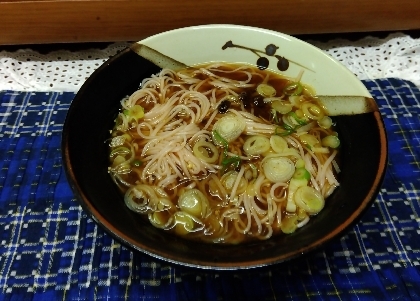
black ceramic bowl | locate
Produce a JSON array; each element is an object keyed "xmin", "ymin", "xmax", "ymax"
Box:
[{"xmin": 62, "ymin": 25, "xmax": 387, "ymax": 269}]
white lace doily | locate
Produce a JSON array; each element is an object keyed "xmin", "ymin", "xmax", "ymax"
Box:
[
  {"xmin": 1, "ymin": 33, "xmax": 419, "ymax": 92},
  {"xmin": 309, "ymin": 32, "xmax": 420, "ymax": 87}
]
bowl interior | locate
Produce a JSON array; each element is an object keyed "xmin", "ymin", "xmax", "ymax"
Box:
[{"xmin": 62, "ymin": 25, "xmax": 387, "ymax": 269}]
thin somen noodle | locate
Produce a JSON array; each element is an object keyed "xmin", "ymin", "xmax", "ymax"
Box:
[{"xmin": 108, "ymin": 63, "xmax": 340, "ymax": 244}]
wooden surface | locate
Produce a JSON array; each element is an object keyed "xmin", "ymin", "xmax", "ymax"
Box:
[{"xmin": 1, "ymin": 0, "xmax": 420, "ymax": 45}]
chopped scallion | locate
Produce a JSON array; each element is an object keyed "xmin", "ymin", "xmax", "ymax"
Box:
[
  {"xmin": 293, "ymin": 168, "xmax": 311, "ymax": 180},
  {"xmin": 132, "ymin": 159, "xmax": 143, "ymax": 167},
  {"xmin": 213, "ymin": 130, "xmax": 242, "ymax": 174},
  {"xmin": 284, "ymin": 82, "xmax": 303, "ymax": 96},
  {"xmin": 288, "ymin": 111, "xmax": 307, "ymax": 125}
]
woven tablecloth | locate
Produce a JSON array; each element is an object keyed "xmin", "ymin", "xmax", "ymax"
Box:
[{"xmin": 0, "ymin": 77, "xmax": 419, "ymax": 300}]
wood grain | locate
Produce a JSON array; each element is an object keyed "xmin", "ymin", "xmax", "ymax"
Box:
[{"xmin": 1, "ymin": 0, "xmax": 419, "ymax": 45}]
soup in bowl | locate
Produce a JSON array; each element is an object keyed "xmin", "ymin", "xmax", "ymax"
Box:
[{"xmin": 62, "ymin": 25, "xmax": 387, "ymax": 269}]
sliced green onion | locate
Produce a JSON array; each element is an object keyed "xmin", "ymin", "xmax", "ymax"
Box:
[
  {"xmin": 288, "ymin": 111, "xmax": 307, "ymax": 125},
  {"xmin": 280, "ymin": 213, "xmax": 298, "ymax": 234},
  {"xmin": 221, "ymin": 155, "xmax": 241, "ymax": 173},
  {"xmin": 272, "ymin": 100, "xmax": 293, "ymax": 115},
  {"xmin": 318, "ymin": 116, "xmax": 333, "ymax": 129},
  {"xmin": 178, "ymin": 189, "xmax": 209, "ymax": 218},
  {"xmin": 110, "ymin": 135, "xmax": 126, "ymax": 147},
  {"xmin": 212, "ymin": 114, "xmax": 245, "ymax": 144},
  {"xmin": 221, "ymin": 156, "xmax": 241, "ymax": 167},
  {"xmin": 321, "ymin": 135, "xmax": 340, "ymax": 148},
  {"xmin": 173, "ymin": 212, "xmax": 196, "ymax": 235},
  {"xmin": 110, "ymin": 146, "xmax": 131, "ymax": 158},
  {"xmin": 294, "ymin": 186, "xmax": 325, "ymax": 215},
  {"xmin": 262, "ymin": 156, "xmax": 295, "ymax": 183},
  {"xmin": 275, "ymin": 126, "xmax": 294, "ymax": 137},
  {"xmin": 221, "ymin": 171, "xmax": 248, "ymax": 194},
  {"xmin": 270, "ymin": 109, "xmax": 280, "ymax": 123},
  {"xmin": 213, "ymin": 129, "xmax": 242, "ymax": 174},
  {"xmin": 193, "ymin": 140, "xmax": 219, "ymax": 163},
  {"xmin": 293, "ymin": 168, "xmax": 311, "ymax": 180},
  {"xmin": 243, "ymin": 135, "xmax": 271, "ymax": 156},
  {"xmin": 124, "ymin": 184, "xmax": 158, "ymax": 213},
  {"xmin": 301, "ymin": 103, "xmax": 324, "ymax": 121},
  {"xmin": 284, "ymin": 82, "xmax": 303, "ymax": 96},
  {"xmin": 244, "ymin": 163, "xmax": 258, "ymax": 180},
  {"xmin": 257, "ymin": 83, "xmax": 276, "ymax": 98},
  {"xmin": 289, "ymin": 95, "xmax": 301, "ymax": 106},
  {"xmin": 125, "ymin": 104, "xmax": 145, "ymax": 120},
  {"xmin": 286, "ymin": 177, "xmax": 308, "ymax": 212},
  {"xmin": 283, "ymin": 124, "xmax": 295, "ymax": 132},
  {"xmin": 295, "ymin": 159, "xmax": 305, "ymax": 169},
  {"xmin": 270, "ymin": 135, "xmax": 289, "ymax": 153},
  {"xmin": 212, "ymin": 130, "xmax": 228, "ymax": 150},
  {"xmin": 113, "ymin": 155, "xmax": 126, "ymax": 166},
  {"xmin": 299, "ymin": 133, "xmax": 319, "ymax": 148},
  {"xmin": 131, "ymin": 159, "xmax": 143, "ymax": 167},
  {"xmin": 149, "ymin": 211, "xmax": 170, "ymax": 229},
  {"xmin": 282, "ymin": 123, "xmax": 301, "ymax": 136}
]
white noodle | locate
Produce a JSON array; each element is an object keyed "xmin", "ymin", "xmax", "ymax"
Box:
[
  {"xmin": 297, "ymin": 216, "xmax": 310, "ymax": 228},
  {"xmin": 316, "ymin": 150, "xmax": 338, "ymax": 189},
  {"xmin": 270, "ymin": 182, "xmax": 288, "ymax": 202},
  {"xmin": 109, "ymin": 64, "xmax": 341, "ymax": 243},
  {"xmin": 229, "ymin": 166, "xmax": 245, "ymax": 201}
]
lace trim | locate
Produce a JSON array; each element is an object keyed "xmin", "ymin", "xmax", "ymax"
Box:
[{"xmin": 1, "ymin": 33, "xmax": 419, "ymax": 92}]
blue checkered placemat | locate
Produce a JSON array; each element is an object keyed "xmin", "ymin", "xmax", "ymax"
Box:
[{"xmin": 1, "ymin": 78, "xmax": 420, "ymax": 300}]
